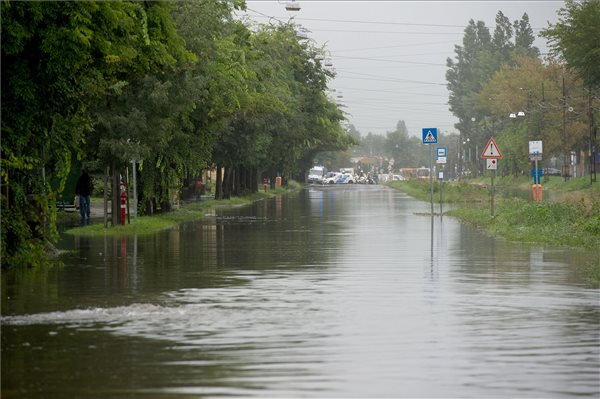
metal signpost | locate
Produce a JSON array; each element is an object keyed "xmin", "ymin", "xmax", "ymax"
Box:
[
  {"xmin": 480, "ymin": 137, "xmax": 503, "ymax": 217},
  {"xmin": 436, "ymin": 146, "xmax": 446, "ymax": 215},
  {"xmin": 529, "ymin": 140, "xmax": 543, "ymax": 202},
  {"xmin": 422, "ymin": 128, "xmax": 438, "ymax": 215}
]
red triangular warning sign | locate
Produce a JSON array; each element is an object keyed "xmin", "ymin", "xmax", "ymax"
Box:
[{"xmin": 480, "ymin": 137, "xmax": 503, "ymax": 159}]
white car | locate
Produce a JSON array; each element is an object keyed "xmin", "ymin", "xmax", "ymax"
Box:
[
  {"xmin": 307, "ymin": 166, "xmax": 326, "ymax": 184},
  {"xmin": 323, "ymin": 172, "xmax": 342, "ymax": 184}
]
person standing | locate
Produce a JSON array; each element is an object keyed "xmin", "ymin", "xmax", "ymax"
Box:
[{"xmin": 75, "ymin": 169, "xmax": 92, "ymax": 225}]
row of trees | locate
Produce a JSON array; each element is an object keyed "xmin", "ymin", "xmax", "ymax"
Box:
[
  {"xmin": 350, "ymin": 3, "xmax": 598, "ymax": 179},
  {"xmin": 348, "ymin": 11, "xmax": 541, "ymax": 175},
  {"xmin": 1, "ymin": 1, "xmax": 354, "ymax": 267},
  {"xmin": 446, "ymin": 3, "xmax": 598, "ymax": 177}
]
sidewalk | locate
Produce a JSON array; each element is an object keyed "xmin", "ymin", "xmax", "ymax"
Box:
[{"xmin": 88, "ymin": 195, "xmax": 215, "ymax": 219}]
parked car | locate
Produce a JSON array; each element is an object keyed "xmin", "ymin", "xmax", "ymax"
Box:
[
  {"xmin": 335, "ymin": 174, "xmax": 350, "ymax": 184},
  {"xmin": 323, "ymin": 172, "xmax": 342, "ymax": 184},
  {"xmin": 307, "ymin": 166, "xmax": 326, "ymax": 184}
]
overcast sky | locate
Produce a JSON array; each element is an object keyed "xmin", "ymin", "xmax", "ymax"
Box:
[{"xmin": 241, "ymin": 0, "xmax": 564, "ymax": 137}]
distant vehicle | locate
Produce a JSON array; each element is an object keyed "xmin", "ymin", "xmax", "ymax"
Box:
[
  {"xmin": 544, "ymin": 167, "xmax": 561, "ymax": 176},
  {"xmin": 399, "ymin": 167, "xmax": 429, "ymax": 180},
  {"xmin": 335, "ymin": 174, "xmax": 355, "ymax": 184},
  {"xmin": 416, "ymin": 167, "xmax": 430, "ymax": 180},
  {"xmin": 393, "ymin": 174, "xmax": 405, "ymax": 181},
  {"xmin": 399, "ymin": 168, "xmax": 418, "ymax": 179},
  {"xmin": 308, "ymin": 166, "xmax": 326, "ymax": 184},
  {"xmin": 323, "ymin": 172, "xmax": 342, "ymax": 184}
]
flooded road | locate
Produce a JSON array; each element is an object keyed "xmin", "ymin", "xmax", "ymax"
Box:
[{"xmin": 2, "ymin": 185, "xmax": 599, "ymax": 398}]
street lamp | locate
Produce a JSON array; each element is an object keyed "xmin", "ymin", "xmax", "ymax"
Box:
[
  {"xmin": 284, "ymin": 0, "xmax": 301, "ymax": 11},
  {"xmin": 462, "ymin": 138, "xmax": 471, "ymax": 177}
]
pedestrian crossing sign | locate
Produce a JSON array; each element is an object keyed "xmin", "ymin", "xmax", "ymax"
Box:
[{"xmin": 422, "ymin": 128, "xmax": 438, "ymax": 144}]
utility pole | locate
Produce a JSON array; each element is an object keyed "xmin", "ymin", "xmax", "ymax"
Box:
[
  {"xmin": 590, "ymin": 87, "xmax": 597, "ymax": 184},
  {"xmin": 562, "ymin": 75, "xmax": 568, "ymax": 181}
]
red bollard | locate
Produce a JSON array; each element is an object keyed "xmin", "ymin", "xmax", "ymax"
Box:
[
  {"xmin": 264, "ymin": 177, "xmax": 267, "ymax": 193},
  {"xmin": 120, "ymin": 191, "xmax": 127, "ymax": 225}
]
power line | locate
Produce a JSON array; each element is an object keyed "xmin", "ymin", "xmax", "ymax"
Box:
[
  {"xmin": 333, "ymin": 86, "xmax": 448, "ymax": 97},
  {"xmin": 335, "ymin": 75, "xmax": 446, "ymax": 86},
  {"xmin": 334, "ymin": 41, "xmax": 459, "ymax": 52},
  {"xmin": 310, "ymin": 28, "xmax": 464, "ymax": 35},
  {"xmin": 334, "ymin": 70, "xmax": 446, "ymax": 86},
  {"xmin": 341, "ymin": 103, "xmax": 449, "ymax": 113},
  {"xmin": 333, "ymin": 55, "xmax": 446, "ymax": 66},
  {"xmin": 244, "ymin": 9, "xmax": 548, "ymax": 31},
  {"xmin": 340, "ymin": 97, "xmax": 448, "ymax": 106},
  {"xmin": 283, "ymin": 15, "xmax": 468, "ymax": 29}
]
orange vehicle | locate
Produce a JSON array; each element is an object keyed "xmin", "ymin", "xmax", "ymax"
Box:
[
  {"xmin": 399, "ymin": 167, "xmax": 430, "ymax": 180},
  {"xmin": 399, "ymin": 168, "xmax": 417, "ymax": 179}
]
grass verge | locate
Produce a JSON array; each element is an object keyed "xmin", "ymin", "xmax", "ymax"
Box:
[
  {"xmin": 388, "ymin": 178, "xmax": 599, "ymax": 249},
  {"xmin": 65, "ymin": 182, "xmax": 300, "ymax": 237}
]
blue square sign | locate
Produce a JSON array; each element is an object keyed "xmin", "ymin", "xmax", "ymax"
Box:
[{"xmin": 422, "ymin": 128, "xmax": 438, "ymax": 144}]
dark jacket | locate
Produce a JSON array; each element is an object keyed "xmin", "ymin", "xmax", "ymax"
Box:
[{"xmin": 75, "ymin": 172, "xmax": 92, "ymax": 197}]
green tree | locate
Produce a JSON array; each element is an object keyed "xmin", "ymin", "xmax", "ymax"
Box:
[
  {"xmin": 1, "ymin": 1, "xmax": 191, "ymax": 267},
  {"xmin": 492, "ymin": 11, "xmax": 514, "ymax": 64},
  {"xmin": 478, "ymin": 56, "xmax": 590, "ymax": 175},
  {"xmin": 542, "ymin": 0, "xmax": 600, "ymax": 89},
  {"xmin": 514, "ymin": 13, "xmax": 539, "ymax": 57},
  {"xmin": 447, "ymin": 11, "xmax": 544, "ymax": 178},
  {"xmin": 220, "ymin": 22, "xmax": 350, "ymax": 190},
  {"xmin": 385, "ymin": 121, "xmax": 421, "ymax": 168}
]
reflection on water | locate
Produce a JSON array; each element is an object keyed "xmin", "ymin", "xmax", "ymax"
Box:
[{"xmin": 2, "ymin": 185, "xmax": 599, "ymax": 398}]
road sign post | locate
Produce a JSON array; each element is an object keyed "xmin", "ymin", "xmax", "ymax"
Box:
[
  {"xmin": 529, "ymin": 141, "xmax": 543, "ymax": 203},
  {"xmin": 435, "ymin": 147, "xmax": 446, "ymax": 216},
  {"xmin": 422, "ymin": 128, "xmax": 438, "ymax": 215},
  {"xmin": 481, "ymin": 137, "xmax": 503, "ymax": 217}
]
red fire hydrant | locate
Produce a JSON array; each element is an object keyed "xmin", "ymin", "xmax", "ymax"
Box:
[
  {"xmin": 263, "ymin": 177, "xmax": 267, "ymax": 193},
  {"xmin": 120, "ymin": 191, "xmax": 127, "ymax": 225}
]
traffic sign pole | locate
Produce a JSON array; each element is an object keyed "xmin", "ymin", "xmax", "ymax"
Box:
[
  {"xmin": 491, "ymin": 169, "xmax": 495, "ymax": 217},
  {"xmin": 480, "ymin": 137, "xmax": 503, "ymax": 217},
  {"xmin": 529, "ymin": 141, "xmax": 543, "ymax": 203},
  {"xmin": 422, "ymin": 128, "xmax": 438, "ymax": 216},
  {"xmin": 429, "ymin": 144, "xmax": 434, "ymax": 215},
  {"xmin": 439, "ymin": 168, "xmax": 443, "ymax": 216}
]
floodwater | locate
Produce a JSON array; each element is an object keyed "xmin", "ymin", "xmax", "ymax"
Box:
[{"xmin": 2, "ymin": 185, "xmax": 599, "ymax": 398}]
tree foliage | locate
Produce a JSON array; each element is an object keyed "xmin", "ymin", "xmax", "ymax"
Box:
[
  {"xmin": 443, "ymin": 8, "xmax": 597, "ymax": 179},
  {"xmin": 1, "ymin": 1, "xmax": 191, "ymax": 267},
  {"xmin": 542, "ymin": 0, "xmax": 600, "ymax": 89},
  {"xmin": 1, "ymin": 0, "xmax": 353, "ymax": 267}
]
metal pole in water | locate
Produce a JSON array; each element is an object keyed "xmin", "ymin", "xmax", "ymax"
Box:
[{"xmin": 439, "ymin": 174, "xmax": 443, "ymax": 216}]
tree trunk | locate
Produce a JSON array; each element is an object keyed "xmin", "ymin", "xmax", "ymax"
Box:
[
  {"xmin": 222, "ymin": 166, "xmax": 232, "ymax": 200},
  {"xmin": 246, "ymin": 168, "xmax": 253, "ymax": 193},
  {"xmin": 215, "ymin": 164, "xmax": 223, "ymax": 200},
  {"xmin": 111, "ymin": 159, "xmax": 120, "ymax": 226},
  {"xmin": 237, "ymin": 166, "xmax": 244, "ymax": 195}
]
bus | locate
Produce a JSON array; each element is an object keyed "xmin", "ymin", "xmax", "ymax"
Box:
[
  {"xmin": 399, "ymin": 167, "xmax": 430, "ymax": 180},
  {"xmin": 416, "ymin": 167, "xmax": 430, "ymax": 180}
]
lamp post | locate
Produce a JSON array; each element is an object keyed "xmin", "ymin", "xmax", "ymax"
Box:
[
  {"xmin": 462, "ymin": 138, "xmax": 470, "ymax": 177},
  {"xmin": 281, "ymin": 0, "xmax": 301, "ymax": 11}
]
